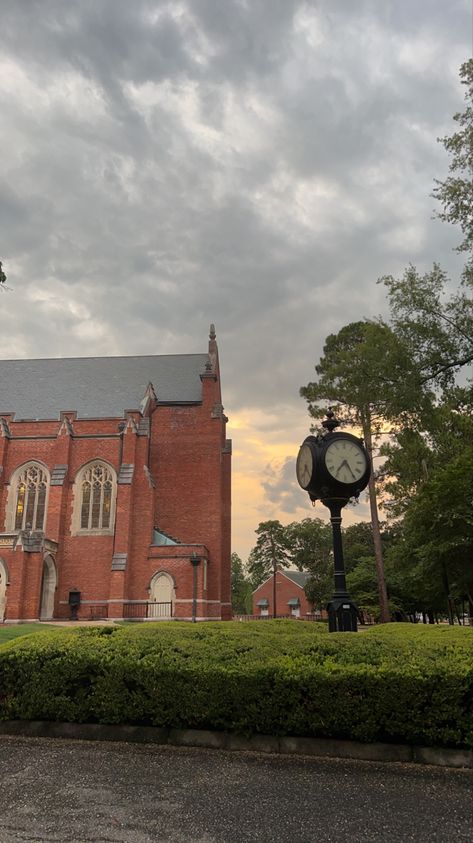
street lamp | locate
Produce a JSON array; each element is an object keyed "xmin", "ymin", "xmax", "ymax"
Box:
[{"xmin": 190, "ymin": 552, "xmax": 201, "ymax": 623}]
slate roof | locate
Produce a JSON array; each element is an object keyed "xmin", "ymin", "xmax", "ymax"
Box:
[
  {"xmin": 0, "ymin": 354, "xmax": 209, "ymax": 420},
  {"xmin": 281, "ymin": 570, "xmax": 311, "ymax": 588},
  {"xmin": 252, "ymin": 569, "xmax": 311, "ymax": 594}
]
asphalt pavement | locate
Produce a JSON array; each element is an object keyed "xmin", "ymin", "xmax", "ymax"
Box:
[{"xmin": 0, "ymin": 736, "xmax": 472, "ymax": 842}]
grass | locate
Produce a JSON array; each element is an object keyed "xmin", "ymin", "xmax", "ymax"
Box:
[{"xmin": 0, "ymin": 623, "xmax": 61, "ymax": 644}]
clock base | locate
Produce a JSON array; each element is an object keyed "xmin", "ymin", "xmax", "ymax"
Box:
[{"xmin": 326, "ymin": 597, "xmax": 358, "ymax": 632}]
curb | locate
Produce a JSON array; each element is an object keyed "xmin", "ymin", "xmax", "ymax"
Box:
[{"xmin": 0, "ymin": 721, "xmax": 472, "ymax": 769}]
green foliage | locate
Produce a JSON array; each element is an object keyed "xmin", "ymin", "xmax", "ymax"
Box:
[
  {"xmin": 379, "ymin": 427, "xmax": 434, "ymax": 519},
  {"xmin": 379, "ymin": 393, "xmax": 473, "ymax": 619},
  {"xmin": 247, "ymin": 520, "xmax": 291, "ymax": 588},
  {"xmin": 231, "ymin": 553, "xmax": 252, "ymax": 614},
  {"xmin": 393, "ymin": 446, "xmax": 473, "ymax": 608},
  {"xmin": 380, "ymin": 395, "xmax": 473, "ymax": 516},
  {"xmin": 0, "ymin": 261, "xmax": 6, "ymax": 286},
  {"xmin": 380, "ymin": 265, "xmax": 473, "ymax": 390},
  {"xmin": 433, "ymin": 58, "xmax": 473, "ymax": 279},
  {"xmin": 300, "ymin": 320, "xmax": 426, "ymax": 431},
  {"xmin": 286, "ymin": 518, "xmax": 333, "ymax": 608},
  {"xmin": 1, "ymin": 623, "xmax": 473, "ymax": 750},
  {"xmin": 376, "ymin": 261, "xmax": 473, "ymax": 620},
  {"xmin": 299, "ymin": 320, "xmax": 405, "ymax": 622},
  {"xmin": 343, "ymin": 522, "xmax": 376, "ymax": 573},
  {"xmin": 346, "ymin": 558, "xmax": 379, "ymax": 617},
  {"xmin": 287, "ymin": 518, "xmax": 332, "ymax": 569}
]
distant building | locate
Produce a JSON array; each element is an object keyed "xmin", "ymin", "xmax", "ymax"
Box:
[
  {"xmin": 0, "ymin": 326, "xmax": 231, "ymax": 622},
  {"xmin": 252, "ymin": 570, "xmax": 315, "ymax": 618}
]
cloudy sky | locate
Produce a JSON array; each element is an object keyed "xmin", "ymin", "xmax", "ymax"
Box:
[{"xmin": 0, "ymin": 0, "xmax": 470, "ymax": 558}]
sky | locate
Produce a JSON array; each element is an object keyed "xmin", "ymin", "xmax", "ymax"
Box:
[{"xmin": 0, "ymin": 0, "xmax": 471, "ymax": 560}]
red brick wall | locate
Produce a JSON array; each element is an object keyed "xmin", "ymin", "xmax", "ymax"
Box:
[
  {"xmin": 252, "ymin": 572, "xmax": 315, "ymax": 617},
  {"xmin": 0, "ymin": 347, "xmax": 231, "ymax": 621}
]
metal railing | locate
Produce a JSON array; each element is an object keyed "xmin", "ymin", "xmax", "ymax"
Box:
[
  {"xmin": 122, "ymin": 601, "xmax": 173, "ymax": 619},
  {"xmin": 87, "ymin": 604, "xmax": 109, "ymax": 620},
  {"xmin": 147, "ymin": 601, "xmax": 173, "ymax": 619}
]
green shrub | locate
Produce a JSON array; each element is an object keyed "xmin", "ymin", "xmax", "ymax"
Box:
[{"xmin": 0, "ymin": 621, "xmax": 472, "ymax": 749}]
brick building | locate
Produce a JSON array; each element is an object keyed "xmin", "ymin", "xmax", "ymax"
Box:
[
  {"xmin": 0, "ymin": 326, "xmax": 231, "ymax": 622},
  {"xmin": 252, "ymin": 570, "xmax": 315, "ymax": 618}
]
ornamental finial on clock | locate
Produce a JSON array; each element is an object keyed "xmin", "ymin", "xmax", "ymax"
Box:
[{"xmin": 322, "ymin": 407, "xmax": 339, "ymax": 433}]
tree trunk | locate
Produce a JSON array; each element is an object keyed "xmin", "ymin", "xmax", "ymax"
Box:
[
  {"xmin": 441, "ymin": 561, "xmax": 454, "ymax": 625},
  {"xmin": 466, "ymin": 589, "xmax": 473, "ymax": 626},
  {"xmin": 270, "ymin": 533, "xmax": 276, "ymax": 619},
  {"xmin": 363, "ymin": 420, "xmax": 390, "ymax": 624}
]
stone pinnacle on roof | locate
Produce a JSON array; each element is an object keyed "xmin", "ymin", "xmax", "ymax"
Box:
[{"xmin": 208, "ymin": 323, "xmax": 218, "ymax": 368}]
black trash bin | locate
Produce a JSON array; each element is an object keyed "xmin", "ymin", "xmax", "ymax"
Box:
[{"xmin": 68, "ymin": 590, "xmax": 81, "ymax": 621}]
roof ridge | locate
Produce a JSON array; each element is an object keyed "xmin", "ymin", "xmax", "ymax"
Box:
[{"xmin": 0, "ymin": 353, "xmax": 209, "ymax": 364}]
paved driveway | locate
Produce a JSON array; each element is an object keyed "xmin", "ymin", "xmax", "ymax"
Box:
[{"xmin": 0, "ymin": 736, "xmax": 472, "ymax": 842}]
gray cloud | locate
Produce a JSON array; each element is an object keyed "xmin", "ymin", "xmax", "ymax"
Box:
[
  {"xmin": 262, "ymin": 456, "xmax": 305, "ymax": 514},
  {"xmin": 0, "ymin": 0, "xmax": 470, "ymax": 550},
  {"xmin": 261, "ymin": 453, "xmax": 373, "ymax": 524}
]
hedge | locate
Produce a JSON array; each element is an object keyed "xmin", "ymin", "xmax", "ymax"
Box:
[{"xmin": 0, "ymin": 621, "xmax": 472, "ymax": 749}]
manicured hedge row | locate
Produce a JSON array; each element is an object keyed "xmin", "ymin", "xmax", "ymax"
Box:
[{"xmin": 0, "ymin": 621, "xmax": 472, "ymax": 749}]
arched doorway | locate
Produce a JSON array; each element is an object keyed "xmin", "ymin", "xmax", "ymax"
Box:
[
  {"xmin": 40, "ymin": 555, "xmax": 57, "ymax": 620},
  {"xmin": 0, "ymin": 559, "xmax": 7, "ymax": 622},
  {"xmin": 149, "ymin": 571, "xmax": 175, "ymax": 618}
]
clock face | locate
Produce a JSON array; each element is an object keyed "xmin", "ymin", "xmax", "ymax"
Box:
[
  {"xmin": 324, "ymin": 439, "xmax": 367, "ymax": 484},
  {"xmin": 296, "ymin": 443, "xmax": 314, "ymax": 489}
]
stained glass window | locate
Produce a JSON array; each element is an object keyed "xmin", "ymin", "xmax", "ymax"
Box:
[
  {"xmin": 79, "ymin": 464, "xmax": 115, "ymax": 531},
  {"xmin": 14, "ymin": 464, "xmax": 48, "ymax": 531}
]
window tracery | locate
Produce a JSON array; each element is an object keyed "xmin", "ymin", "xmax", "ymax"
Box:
[
  {"xmin": 13, "ymin": 463, "xmax": 49, "ymax": 531},
  {"xmin": 75, "ymin": 462, "xmax": 116, "ymax": 533}
]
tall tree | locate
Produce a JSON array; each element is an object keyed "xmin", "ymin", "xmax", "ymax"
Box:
[
  {"xmin": 379, "ymin": 391, "xmax": 473, "ymax": 518},
  {"xmin": 380, "ymin": 264, "xmax": 473, "ymax": 390},
  {"xmin": 433, "ymin": 58, "xmax": 473, "ymax": 283},
  {"xmin": 286, "ymin": 518, "xmax": 333, "ymax": 610},
  {"xmin": 231, "ymin": 552, "xmax": 252, "ymax": 614},
  {"xmin": 346, "ymin": 556, "xmax": 379, "ymax": 619},
  {"xmin": 286, "ymin": 517, "xmax": 332, "ymax": 571},
  {"xmin": 343, "ymin": 522, "xmax": 378, "ymax": 574},
  {"xmin": 386, "ymin": 446, "xmax": 473, "ymax": 624},
  {"xmin": 300, "ymin": 320, "xmax": 424, "ymax": 623},
  {"xmin": 0, "ymin": 261, "xmax": 6, "ymax": 287},
  {"xmin": 246, "ymin": 520, "xmax": 291, "ymax": 588}
]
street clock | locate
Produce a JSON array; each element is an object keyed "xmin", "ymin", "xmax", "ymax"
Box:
[
  {"xmin": 296, "ymin": 417, "xmax": 370, "ymax": 504},
  {"xmin": 296, "ymin": 409, "xmax": 372, "ymax": 633}
]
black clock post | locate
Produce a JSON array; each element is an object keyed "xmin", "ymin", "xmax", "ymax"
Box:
[
  {"xmin": 323, "ymin": 497, "xmax": 358, "ymax": 632},
  {"xmin": 296, "ymin": 409, "xmax": 371, "ymax": 633}
]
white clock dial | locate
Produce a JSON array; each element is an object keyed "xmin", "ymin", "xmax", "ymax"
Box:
[
  {"xmin": 324, "ymin": 439, "xmax": 367, "ymax": 484},
  {"xmin": 296, "ymin": 443, "xmax": 314, "ymax": 489}
]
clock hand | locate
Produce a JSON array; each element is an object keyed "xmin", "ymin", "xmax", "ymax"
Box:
[
  {"xmin": 345, "ymin": 461, "xmax": 357, "ymax": 479},
  {"xmin": 337, "ymin": 459, "xmax": 356, "ymax": 480}
]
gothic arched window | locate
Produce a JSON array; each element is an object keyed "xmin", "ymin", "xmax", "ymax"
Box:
[
  {"xmin": 13, "ymin": 463, "xmax": 49, "ymax": 531},
  {"xmin": 75, "ymin": 462, "xmax": 116, "ymax": 533}
]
